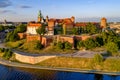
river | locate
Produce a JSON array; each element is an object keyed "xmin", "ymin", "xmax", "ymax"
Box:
[{"xmin": 0, "ymin": 64, "xmax": 120, "ymax": 80}]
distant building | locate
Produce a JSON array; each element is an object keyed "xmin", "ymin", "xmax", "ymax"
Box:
[
  {"xmin": 0, "ymin": 20, "xmax": 14, "ymax": 26},
  {"xmin": 109, "ymin": 23, "xmax": 120, "ymax": 33}
]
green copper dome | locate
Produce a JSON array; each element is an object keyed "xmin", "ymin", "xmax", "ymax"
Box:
[{"xmin": 38, "ymin": 10, "xmax": 43, "ymax": 18}]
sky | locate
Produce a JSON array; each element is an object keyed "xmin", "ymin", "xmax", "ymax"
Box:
[{"xmin": 0, "ymin": 0, "xmax": 120, "ymax": 22}]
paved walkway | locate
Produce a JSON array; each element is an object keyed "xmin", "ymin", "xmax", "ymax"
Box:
[
  {"xmin": 71, "ymin": 51, "xmax": 96, "ymax": 58},
  {"xmin": 0, "ymin": 58, "xmax": 120, "ymax": 76}
]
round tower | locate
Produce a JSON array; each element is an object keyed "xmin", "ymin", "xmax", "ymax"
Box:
[
  {"xmin": 100, "ymin": 17, "xmax": 107, "ymax": 28},
  {"xmin": 71, "ymin": 16, "xmax": 75, "ymax": 23}
]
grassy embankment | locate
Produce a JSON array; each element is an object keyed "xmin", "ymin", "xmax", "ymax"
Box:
[
  {"xmin": 6, "ymin": 39, "xmax": 76, "ymax": 54},
  {"xmin": 0, "ymin": 48, "xmax": 15, "ymax": 60},
  {"xmin": 6, "ymin": 39, "xmax": 120, "ymax": 72},
  {"xmin": 37, "ymin": 57, "xmax": 120, "ymax": 72}
]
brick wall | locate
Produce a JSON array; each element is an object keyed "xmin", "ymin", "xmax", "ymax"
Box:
[
  {"xmin": 26, "ymin": 34, "xmax": 53, "ymax": 47},
  {"xmin": 18, "ymin": 33, "xmax": 26, "ymax": 39},
  {"xmin": 57, "ymin": 35, "xmax": 74, "ymax": 48}
]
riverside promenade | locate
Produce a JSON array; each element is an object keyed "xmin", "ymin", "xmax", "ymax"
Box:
[
  {"xmin": 0, "ymin": 58, "xmax": 120, "ymax": 76},
  {"xmin": 0, "ymin": 43, "xmax": 120, "ymax": 75}
]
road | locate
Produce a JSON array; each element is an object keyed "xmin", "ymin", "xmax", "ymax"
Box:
[{"xmin": 0, "ymin": 32, "xmax": 6, "ymax": 43}]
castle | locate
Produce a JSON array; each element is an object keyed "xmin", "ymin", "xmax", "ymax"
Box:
[{"xmin": 18, "ymin": 11, "xmax": 107, "ymax": 47}]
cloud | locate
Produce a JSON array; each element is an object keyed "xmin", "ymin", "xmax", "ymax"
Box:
[
  {"xmin": 20, "ymin": 5, "xmax": 32, "ymax": 8},
  {"xmin": 0, "ymin": 10, "xmax": 16, "ymax": 14},
  {"xmin": 0, "ymin": 0, "xmax": 12, "ymax": 8}
]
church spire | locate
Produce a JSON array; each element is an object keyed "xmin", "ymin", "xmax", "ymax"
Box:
[
  {"xmin": 38, "ymin": 10, "xmax": 43, "ymax": 22},
  {"xmin": 38, "ymin": 10, "xmax": 42, "ymax": 18}
]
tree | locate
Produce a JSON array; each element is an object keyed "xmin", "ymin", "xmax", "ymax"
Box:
[
  {"xmin": 86, "ymin": 23, "xmax": 98, "ymax": 34},
  {"xmin": 0, "ymin": 25, "xmax": 4, "ymax": 32},
  {"xmin": 16, "ymin": 24, "xmax": 27, "ymax": 33},
  {"xmin": 34, "ymin": 41, "xmax": 44, "ymax": 50},
  {"xmin": 3, "ymin": 49, "xmax": 13, "ymax": 60},
  {"xmin": 57, "ymin": 41, "xmax": 64, "ymax": 49},
  {"xmin": 77, "ymin": 41, "xmax": 84, "ymax": 49},
  {"xmin": 95, "ymin": 36, "xmax": 104, "ymax": 46},
  {"xmin": 5, "ymin": 30, "xmax": 20, "ymax": 42},
  {"xmin": 64, "ymin": 42, "xmax": 72, "ymax": 49},
  {"xmin": 101, "ymin": 32, "xmax": 108, "ymax": 44},
  {"xmin": 36, "ymin": 24, "xmax": 46, "ymax": 35},
  {"xmin": 101, "ymin": 30, "xmax": 119, "ymax": 44},
  {"xmin": 106, "ymin": 42, "xmax": 119, "ymax": 56},
  {"xmin": 83, "ymin": 38, "xmax": 98, "ymax": 49},
  {"xmin": 0, "ymin": 48, "xmax": 5, "ymax": 53},
  {"xmin": 93, "ymin": 53, "xmax": 103, "ymax": 64},
  {"xmin": 72, "ymin": 27, "xmax": 78, "ymax": 35},
  {"xmin": 63, "ymin": 24, "xmax": 66, "ymax": 35}
]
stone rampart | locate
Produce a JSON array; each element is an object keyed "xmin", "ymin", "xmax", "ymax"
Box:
[{"xmin": 14, "ymin": 52, "xmax": 56, "ymax": 64}]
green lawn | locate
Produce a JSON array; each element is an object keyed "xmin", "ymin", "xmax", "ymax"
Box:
[
  {"xmin": 6, "ymin": 39, "xmax": 76, "ymax": 54},
  {"xmin": 37, "ymin": 57, "xmax": 120, "ymax": 72}
]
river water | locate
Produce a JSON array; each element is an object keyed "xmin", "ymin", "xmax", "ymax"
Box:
[{"xmin": 0, "ymin": 64, "xmax": 120, "ymax": 80}]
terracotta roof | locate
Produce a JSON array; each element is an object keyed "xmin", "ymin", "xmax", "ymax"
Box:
[
  {"xmin": 75, "ymin": 22, "xmax": 99, "ymax": 27},
  {"xmin": 49, "ymin": 18, "xmax": 56, "ymax": 22},
  {"xmin": 63, "ymin": 18, "xmax": 73, "ymax": 24},
  {"xmin": 75, "ymin": 22, "xmax": 87, "ymax": 27},
  {"xmin": 101, "ymin": 17, "xmax": 107, "ymax": 20},
  {"xmin": 27, "ymin": 21, "xmax": 42, "ymax": 27}
]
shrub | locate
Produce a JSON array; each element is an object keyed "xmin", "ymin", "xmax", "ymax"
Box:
[
  {"xmin": 77, "ymin": 41, "xmax": 84, "ymax": 49},
  {"xmin": 34, "ymin": 41, "xmax": 44, "ymax": 50},
  {"xmin": 2, "ymin": 49, "xmax": 13, "ymax": 60},
  {"xmin": 0, "ymin": 48, "xmax": 5, "ymax": 53},
  {"xmin": 84, "ymin": 38, "xmax": 98, "ymax": 49},
  {"xmin": 57, "ymin": 41, "xmax": 64, "ymax": 49},
  {"xmin": 5, "ymin": 30, "xmax": 20, "ymax": 42},
  {"xmin": 64, "ymin": 42, "xmax": 72, "ymax": 49},
  {"xmin": 16, "ymin": 24, "xmax": 27, "ymax": 33},
  {"xmin": 93, "ymin": 53, "xmax": 103, "ymax": 64},
  {"xmin": 105, "ymin": 42, "xmax": 119, "ymax": 56}
]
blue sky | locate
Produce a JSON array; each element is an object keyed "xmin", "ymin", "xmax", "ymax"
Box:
[{"xmin": 0, "ymin": 0, "xmax": 120, "ymax": 22}]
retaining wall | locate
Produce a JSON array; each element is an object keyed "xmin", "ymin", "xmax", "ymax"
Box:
[{"xmin": 14, "ymin": 52, "xmax": 56, "ymax": 64}]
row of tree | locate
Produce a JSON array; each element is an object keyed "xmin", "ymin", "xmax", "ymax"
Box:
[
  {"xmin": 72, "ymin": 23, "xmax": 101, "ymax": 35},
  {"xmin": 0, "ymin": 25, "xmax": 15, "ymax": 32},
  {"xmin": 56, "ymin": 41, "xmax": 72, "ymax": 50},
  {"xmin": 5, "ymin": 24, "xmax": 27, "ymax": 42},
  {"xmin": 54, "ymin": 23, "xmax": 101, "ymax": 35},
  {"xmin": 0, "ymin": 48, "xmax": 13, "ymax": 60},
  {"xmin": 77, "ymin": 30, "xmax": 120, "ymax": 56}
]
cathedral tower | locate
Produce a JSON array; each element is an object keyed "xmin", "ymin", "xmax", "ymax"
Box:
[{"xmin": 38, "ymin": 10, "xmax": 43, "ymax": 22}]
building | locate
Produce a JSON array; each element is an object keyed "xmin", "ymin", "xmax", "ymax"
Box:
[
  {"xmin": 26, "ymin": 21, "xmax": 42, "ymax": 35},
  {"xmin": 101, "ymin": 17, "xmax": 107, "ymax": 28},
  {"xmin": 0, "ymin": 20, "xmax": 14, "ymax": 26},
  {"xmin": 18, "ymin": 10, "xmax": 107, "ymax": 48}
]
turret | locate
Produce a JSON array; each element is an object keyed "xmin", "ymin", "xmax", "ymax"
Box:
[
  {"xmin": 71, "ymin": 16, "xmax": 75, "ymax": 23},
  {"xmin": 46, "ymin": 15, "xmax": 49, "ymax": 23}
]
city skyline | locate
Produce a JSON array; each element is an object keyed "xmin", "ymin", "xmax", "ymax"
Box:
[{"xmin": 0, "ymin": 0, "xmax": 120, "ymax": 22}]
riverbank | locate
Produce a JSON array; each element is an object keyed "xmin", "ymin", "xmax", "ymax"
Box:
[
  {"xmin": 0, "ymin": 58, "xmax": 120, "ymax": 76},
  {"xmin": 1, "ymin": 42, "xmax": 120, "ymax": 76}
]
